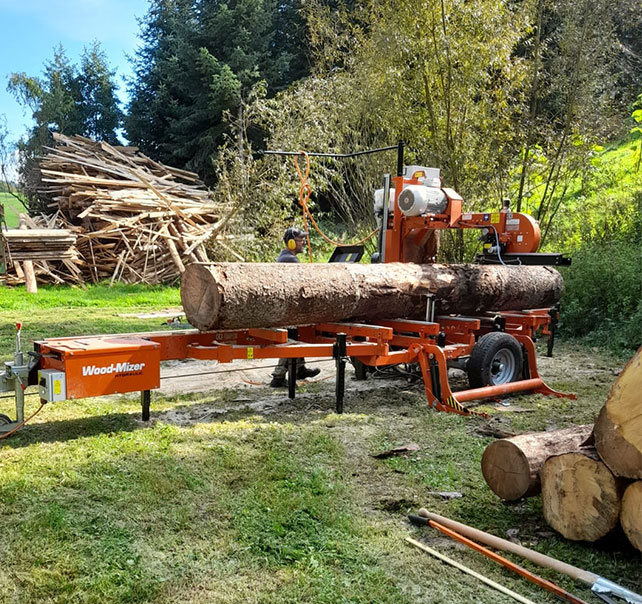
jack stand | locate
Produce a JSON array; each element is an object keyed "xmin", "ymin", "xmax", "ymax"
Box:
[
  {"xmin": 141, "ymin": 390, "xmax": 151, "ymax": 421},
  {"xmin": 287, "ymin": 358, "xmax": 297, "ymax": 399},
  {"xmin": 0, "ymin": 323, "xmax": 31, "ymax": 433},
  {"xmin": 334, "ymin": 333, "xmax": 347, "ymax": 414}
]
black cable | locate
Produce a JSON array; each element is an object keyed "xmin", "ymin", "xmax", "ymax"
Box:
[
  {"xmin": 261, "ymin": 146, "xmax": 398, "ymax": 159},
  {"xmin": 159, "ymin": 357, "xmax": 334, "ymax": 381}
]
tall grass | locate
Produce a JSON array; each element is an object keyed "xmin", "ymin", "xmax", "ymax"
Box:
[{"xmin": 560, "ymin": 240, "xmax": 642, "ymax": 350}]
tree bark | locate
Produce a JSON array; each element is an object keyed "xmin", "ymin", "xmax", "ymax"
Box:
[
  {"xmin": 181, "ymin": 262, "xmax": 563, "ymax": 331},
  {"xmin": 481, "ymin": 425, "xmax": 593, "ymax": 501},
  {"xmin": 594, "ymin": 348, "xmax": 642, "ymax": 479},
  {"xmin": 541, "ymin": 449, "xmax": 624, "ymax": 542},
  {"xmin": 620, "ymin": 481, "xmax": 642, "ymax": 553}
]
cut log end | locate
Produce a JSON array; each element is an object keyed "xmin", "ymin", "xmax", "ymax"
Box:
[
  {"xmin": 621, "ymin": 481, "xmax": 642, "ymax": 552},
  {"xmin": 481, "ymin": 441, "xmax": 532, "ymax": 500},
  {"xmin": 541, "ymin": 451, "xmax": 621, "ymax": 542},
  {"xmin": 481, "ymin": 425, "xmax": 593, "ymax": 501},
  {"xmin": 594, "ymin": 348, "xmax": 642, "ymax": 479},
  {"xmin": 180, "ymin": 263, "xmax": 222, "ymax": 331}
]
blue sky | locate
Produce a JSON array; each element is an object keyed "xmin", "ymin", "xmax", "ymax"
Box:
[{"xmin": 0, "ymin": 0, "xmax": 150, "ymax": 145}]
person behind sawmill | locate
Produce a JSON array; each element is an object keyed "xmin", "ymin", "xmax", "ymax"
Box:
[{"xmin": 270, "ymin": 227, "xmax": 321, "ymax": 387}]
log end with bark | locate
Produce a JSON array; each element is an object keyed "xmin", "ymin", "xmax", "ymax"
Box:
[
  {"xmin": 620, "ymin": 481, "xmax": 642, "ymax": 552},
  {"xmin": 481, "ymin": 425, "xmax": 592, "ymax": 501},
  {"xmin": 540, "ymin": 449, "xmax": 623, "ymax": 542},
  {"xmin": 594, "ymin": 348, "xmax": 642, "ymax": 479}
]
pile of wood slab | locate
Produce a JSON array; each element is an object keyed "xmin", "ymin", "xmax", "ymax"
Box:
[
  {"xmin": 2, "ymin": 227, "xmax": 76, "ymax": 262},
  {"xmin": 4, "ymin": 133, "xmax": 239, "ymax": 285},
  {"xmin": 481, "ymin": 348, "xmax": 642, "ymax": 551}
]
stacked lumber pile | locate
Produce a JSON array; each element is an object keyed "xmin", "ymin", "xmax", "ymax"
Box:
[
  {"xmin": 3, "ymin": 228, "xmax": 76, "ymax": 261},
  {"xmin": 5, "ymin": 133, "xmax": 239, "ymax": 285},
  {"xmin": 481, "ymin": 347, "xmax": 642, "ymax": 551},
  {"xmin": 1, "ymin": 212, "xmax": 83, "ymax": 285}
]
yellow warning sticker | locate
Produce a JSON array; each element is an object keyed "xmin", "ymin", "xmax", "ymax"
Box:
[
  {"xmin": 445, "ymin": 395, "xmax": 465, "ymax": 412},
  {"xmin": 490, "ymin": 212, "xmax": 500, "ymax": 224},
  {"xmin": 247, "ymin": 348, "xmax": 254, "ymax": 359},
  {"xmin": 54, "ymin": 380, "xmax": 61, "ymax": 395}
]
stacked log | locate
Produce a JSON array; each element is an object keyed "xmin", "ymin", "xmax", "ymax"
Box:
[
  {"xmin": 481, "ymin": 347, "xmax": 642, "ymax": 550},
  {"xmin": 540, "ymin": 449, "xmax": 624, "ymax": 541},
  {"xmin": 481, "ymin": 425, "xmax": 592, "ymax": 500},
  {"xmin": 5, "ymin": 133, "xmax": 241, "ymax": 285},
  {"xmin": 620, "ymin": 482, "xmax": 642, "ymax": 551},
  {"xmin": 594, "ymin": 350, "xmax": 642, "ymax": 479}
]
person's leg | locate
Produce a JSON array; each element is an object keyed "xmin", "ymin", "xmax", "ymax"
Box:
[
  {"xmin": 296, "ymin": 358, "xmax": 320, "ymax": 379},
  {"xmin": 270, "ymin": 357, "xmax": 288, "ymax": 386}
]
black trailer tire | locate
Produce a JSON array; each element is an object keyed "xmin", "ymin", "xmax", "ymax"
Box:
[
  {"xmin": 467, "ymin": 332, "xmax": 523, "ymax": 388},
  {"xmin": 0, "ymin": 413, "xmax": 12, "ymax": 425}
]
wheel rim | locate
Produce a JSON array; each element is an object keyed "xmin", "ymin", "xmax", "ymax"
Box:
[{"xmin": 490, "ymin": 349, "xmax": 516, "ymax": 384}]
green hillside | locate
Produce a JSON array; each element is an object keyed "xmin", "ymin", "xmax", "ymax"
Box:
[
  {"xmin": 0, "ymin": 191, "xmax": 27, "ymax": 228},
  {"xmin": 556, "ymin": 138, "xmax": 642, "ymax": 349}
]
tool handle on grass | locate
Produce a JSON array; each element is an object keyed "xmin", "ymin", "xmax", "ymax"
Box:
[
  {"xmin": 405, "ymin": 537, "xmax": 538, "ymax": 604},
  {"xmin": 417, "ymin": 508, "xmax": 598, "ymax": 585}
]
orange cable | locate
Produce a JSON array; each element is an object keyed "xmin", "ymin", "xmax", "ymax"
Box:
[
  {"xmin": 294, "ymin": 151, "xmax": 379, "ymax": 262},
  {"xmin": 0, "ymin": 402, "xmax": 46, "ymax": 440}
]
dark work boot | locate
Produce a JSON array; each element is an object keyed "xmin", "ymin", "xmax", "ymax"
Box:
[
  {"xmin": 296, "ymin": 366, "xmax": 321, "ymax": 380},
  {"xmin": 269, "ymin": 376, "xmax": 287, "ymax": 387}
]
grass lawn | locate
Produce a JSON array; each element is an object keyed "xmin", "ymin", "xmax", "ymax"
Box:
[
  {"xmin": 0, "ymin": 192, "xmax": 28, "ymax": 228},
  {"xmin": 0, "ymin": 285, "xmax": 640, "ymax": 604}
]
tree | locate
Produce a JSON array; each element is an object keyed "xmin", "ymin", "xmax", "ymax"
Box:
[
  {"xmin": 8, "ymin": 46, "xmax": 81, "ymax": 160},
  {"xmin": 126, "ymin": 0, "xmax": 310, "ymax": 183},
  {"xmin": 8, "ymin": 43, "xmax": 123, "ymax": 198},
  {"xmin": 243, "ymin": 0, "xmax": 534, "ymax": 260},
  {"xmin": 511, "ymin": 0, "xmax": 617, "ymax": 246},
  {"xmin": 0, "ymin": 115, "xmax": 28, "ymax": 209},
  {"xmin": 78, "ymin": 42, "xmax": 123, "ymax": 144}
]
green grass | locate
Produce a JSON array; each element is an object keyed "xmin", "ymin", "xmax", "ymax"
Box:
[
  {"xmin": 0, "ymin": 291, "xmax": 640, "ymax": 603},
  {"xmin": 0, "ymin": 282, "xmax": 181, "ymax": 310},
  {"xmin": 0, "ymin": 192, "xmax": 27, "ymax": 228},
  {"xmin": 0, "ymin": 283, "xmax": 181, "ymax": 354}
]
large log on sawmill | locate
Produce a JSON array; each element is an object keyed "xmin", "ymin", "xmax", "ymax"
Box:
[
  {"xmin": 594, "ymin": 348, "xmax": 642, "ymax": 479},
  {"xmin": 481, "ymin": 425, "xmax": 593, "ymax": 501},
  {"xmin": 181, "ymin": 262, "xmax": 563, "ymax": 331}
]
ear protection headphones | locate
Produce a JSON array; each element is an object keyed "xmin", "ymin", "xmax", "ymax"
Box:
[{"xmin": 284, "ymin": 228, "xmax": 298, "ymax": 250}]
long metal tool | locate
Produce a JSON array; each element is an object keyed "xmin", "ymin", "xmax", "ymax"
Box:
[
  {"xmin": 417, "ymin": 509, "xmax": 642, "ymax": 604},
  {"xmin": 409, "ymin": 515, "xmax": 589, "ymax": 604},
  {"xmin": 405, "ymin": 537, "xmax": 538, "ymax": 604}
]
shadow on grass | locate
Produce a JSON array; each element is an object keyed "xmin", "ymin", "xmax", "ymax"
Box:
[
  {"xmin": 2, "ymin": 380, "xmax": 424, "ymax": 447},
  {"xmin": 2, "ymin": 412, "xmax": 142, "ymax": 449}
]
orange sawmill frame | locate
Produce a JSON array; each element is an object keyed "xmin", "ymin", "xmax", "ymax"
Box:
[{"xmin": 35, "ymin": 308, "xmax": 575, "ymax": 419}]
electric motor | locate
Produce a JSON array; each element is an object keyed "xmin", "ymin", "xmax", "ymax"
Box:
[
  {"xmin": 397, "ymin": 185, "xmax": 448, "ymax": 216},
  {"xmin": 373, "ymin": 187, "xmax": 396, "ymax": 214}
]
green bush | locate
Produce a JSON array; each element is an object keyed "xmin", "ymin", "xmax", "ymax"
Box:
[{"xmin": 560, "ymin": 240, "xmax": 642, "ymax": 349}]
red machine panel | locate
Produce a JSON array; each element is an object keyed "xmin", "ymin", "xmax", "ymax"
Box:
[{"xmin": 39, "ymin": 336, "xmax": 160, "ymax": 399}]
